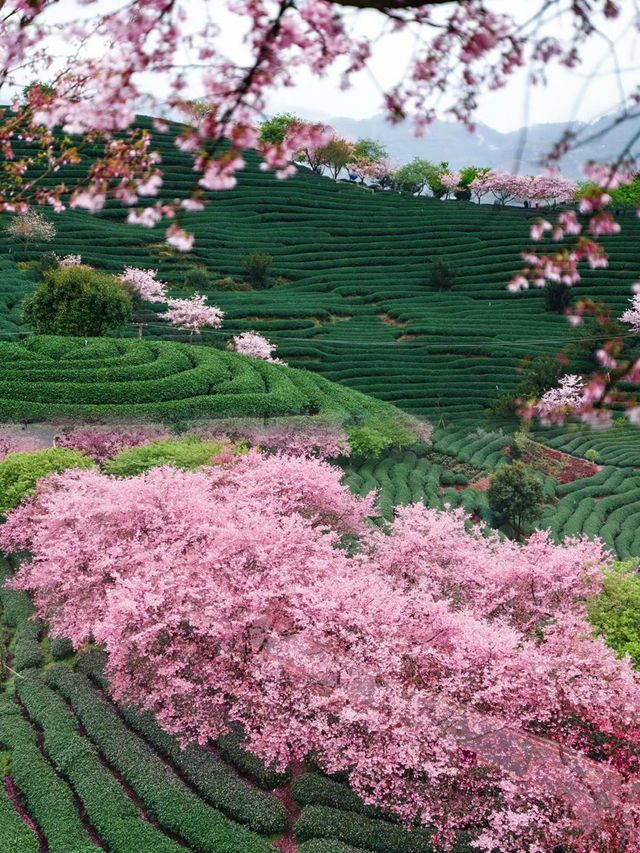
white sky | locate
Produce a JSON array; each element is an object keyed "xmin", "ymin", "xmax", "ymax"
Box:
[{"xmin": 14, "ymin": 1, "xmax": 640, "ymax": 134}]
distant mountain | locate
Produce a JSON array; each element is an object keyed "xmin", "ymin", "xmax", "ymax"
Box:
[{"xmin": 328, "ymin": 113, "xmax": 640, "ymax": 179}]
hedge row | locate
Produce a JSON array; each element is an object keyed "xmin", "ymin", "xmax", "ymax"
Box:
[
  {"xmin": 0, "ymin": 558, "xmax": 43, "ymax": 672},
  {"xmin": 0, "ymin": 692, "xmax": 100, "ymax": 853},
  {"xmin": 293, "ymin": 805, "xmax": 474, "ymax": 853},
  {"xmin": 77, "ymin": 650, "xmax": 288, "ymax": 833},
  {"xmin": 46, "ymin": 665, "xmax": 273, "ymax": 853},
  {"xmin": 0, "ymin": 777, "xmax": 39, "ymax": 853},
  {"xmin": 15, "ymin": 672, "xmax": 185, "ymax": 853}
]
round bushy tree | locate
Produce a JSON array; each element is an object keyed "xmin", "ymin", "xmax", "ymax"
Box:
[
  {"xmin": 23, "ymin": 265, "xmax": 133, "ymax": 337},
  {"xmin": 487, "ymin": 461, "xmax": 543, "ymax": 539}
]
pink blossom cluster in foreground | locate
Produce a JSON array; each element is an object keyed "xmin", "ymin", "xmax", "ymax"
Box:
[
  {"xmin": 229, "ymin": 331, "xmax": 285, "ymax": 364},
  {"xmin": 4, "ymin": 451, "xmax": 640, "ymax": 851}
]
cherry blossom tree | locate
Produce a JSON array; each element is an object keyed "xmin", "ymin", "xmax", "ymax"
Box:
[
  {"xmin": 439, "ymin": 171, "xmax": 461, "ymax": 199},
  {"xmin": 4, "ymin": 453, "xmax": 640, "ymax": 851},
  {"xmin": 6, "ymin": 208, "xmax": 55, "ymax": 246},
  {"xmin": 119, "ymin": 267, "xmax": 168, "ymax": 303},
  {"xmin": 163, "ymin": 292, "xmax": 224, "ymax": 337},
  {"xmin": 229, "ymin": 330, "xmax": 286, "ymax": 364},
  {"xmin": 0, "ymin": 0, "xmax": 629, "ymax": 249}
]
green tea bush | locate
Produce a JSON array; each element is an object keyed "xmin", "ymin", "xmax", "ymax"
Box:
[
  {"xmin": 103, "ymin": 436, "xmax": 231, "ymax": 477},
  {"xmin": 45, "ymin": 667, "xmax": 273, "ymax": 853},
  {"xmin": 0, "ymin": 447, "xmax": 93, "ymax": 515}
]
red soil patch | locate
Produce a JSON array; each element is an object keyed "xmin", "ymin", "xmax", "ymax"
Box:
[
  {"xmin": 472, "ymin": 477, "xmax": 490, "ymax": 491},
  {"xmin": 271, "ymin": 761, "xmax": 304, "ymax": 851},
  {"xmin": 378, "ymin": 313, "xmax": 406, "ymax": 328},
  {"xmin": 397, "ymin": 333, "xmax": 420, "ymax": 341},
  {"xmin": 532, "ymin": 445, "xmax": 599, "ymax": 484}
]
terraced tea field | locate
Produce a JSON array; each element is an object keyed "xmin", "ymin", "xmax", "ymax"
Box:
[{"xmin": 1, "ymin": 116, "xmax": 640, "ymax": 558}]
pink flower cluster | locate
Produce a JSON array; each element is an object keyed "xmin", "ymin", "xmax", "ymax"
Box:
[
  {"xmin": 0, "ymin": 428, "xmax": 46, "ymax": 461},
  {"xmin": 164, "ymin": 292, "xmax": 223, "ymax": 333},
  {"xmin": 119, "ymin": 266, "xmax": 167, "ymax": 303},
  {"xmin": 4, "ymin": 453, "xmax": 640, "ymax": 851},
  {"xmin": 229, "ymin": 331, "xmax": 285, "ymax": 364}
]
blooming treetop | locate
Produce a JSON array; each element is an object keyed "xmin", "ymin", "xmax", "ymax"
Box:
[
  {"xmin": 163, "ymin": 292, "xmax": 224, "ymax": 334},
  {"xmin": 119, "ymin": 267, "xmax": 168, "ymax": 303},
  {"xmin": 229, "ymin": 331, "xmax": 285, "ymax": 364},
  {"xmin": 3, "ymin": 452, "xmax": 640, "ymax": 851},
  {"xmin": 6, "ymin": 209, "xmax": 55, "ymax": 243}
]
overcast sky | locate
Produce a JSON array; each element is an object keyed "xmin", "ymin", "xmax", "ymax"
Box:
[{"xmin": 21, "ymin": 1, "xmax": 640, "ymax": 135}]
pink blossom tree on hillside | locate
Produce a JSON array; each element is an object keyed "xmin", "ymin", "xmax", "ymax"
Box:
[
  {"xmin": 4, "ymin": 453, "xmax": 640, "ymax": 851},
  {"xmin": 163, "ymin": 292, "xmax": 224, "ymax": 338},
  {"xmin": 229, "ymin": 331, "xmax": 286, "ymax": 364}
]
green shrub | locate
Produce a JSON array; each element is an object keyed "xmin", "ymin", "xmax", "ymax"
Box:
[
  {"xmin": 298, "ymin": 842, "xmax": 368, "ymax": 853},
  {"xmin": 242, "ymin": 252, "xmax": 273, "ymax": 289},
  {"xmin": 427, "ymin": 258, "xmax": 456, "ymax": 292},
  {"xmin": 35, "ymin": 251, "xmax": 60, "ymax": 281},
  {"xmin": 46, "ymin": 666, "xmax": 271, "ymax": 853},
  {"xmin": 103, "ymin": 436, "xmax": 232, "ymax": 477},
  {"xmin": 22, "ymin": 265, "xmax": 133, "ymax": 337},
  {"xmin": 346, "ymin": 418, "xmax": 415, "ymax": 459},
  {"xmin": 587, "ymin": 560, "xmax": 640, "ymax": 666},
  {"xmin": 211, "ymin": 276, "xmax": 252, "ymax": 291},
  {"xmin": 216, "ymin": 731, "xmax": 290, "ymax": 789},
  {"xmin": 294, "ymin": 806, "xmax": 437, "ymax": 853},
  {"xmin": 487, "ymin": 461, "xmax": 543, "ymax": 539},
  {"xmin": 544, "ymin": 279, "xmax": 571, "ymax": 313},
  {"xmin": 183, "ymin": 267, "xmax": 211, "ymax": 290},
  {"xmin": 50, "ymin": 636, "xmax": 75, "ymax": 660},
  {"xmin": 585, "ymin": 448, "xmax": 601, "ymax": 463},
  {"xmin": 0, "ymin": 692, "xmax": 99, "ymax": 853},
  {"xmin": 439, "ymin": 469, "xmax": 466, "ymax": 487},
  {"xmin": 0, "ymin": 447, "xmax": 93, "ymax": 515}
]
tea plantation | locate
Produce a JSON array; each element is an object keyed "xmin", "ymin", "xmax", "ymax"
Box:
[{"xmin": 1, "ymin": 117, "xmax": 640, "ymax": 852}]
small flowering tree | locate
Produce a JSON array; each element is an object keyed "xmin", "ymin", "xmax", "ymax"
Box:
[
  {"xmin": 164, "ymin": 292, "xmax": 224, "ymax": 339},
  {"xmin": 119, "ymin": 267, "xmax": 167, "ymax": 303},
  {"xmin": 229, "ymin": 331, "xmax": 285, "ymax": 364},
  {"xmin": 6, "ymin": 209, "xmax": 55, "ymax": 247}
]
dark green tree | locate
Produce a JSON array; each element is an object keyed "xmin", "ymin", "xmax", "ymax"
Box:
[
  {"xmin": 428, "ymin": 257, "xmax": 456, "ymax": 291},
  {"xmin": 392, "ymin": 158, "xmax": 434, "ymax": 195},
  {"xmin": 242, "ymin": 252, "xmax": 273, "ymax": 289},
  {"xmin": 518, "ymin": 354, "xmax": 565, "ymax": 398},
  {"xmin": 23, "ymin": 265, "xmax": 133, "ymax": 337},
  {"xmin": 544, "ymin": 279, "xmax": 571, "ymax": 313},
  {"xmin": 487, "ymin": 461, "xmax": 543, "ymax": 540}
]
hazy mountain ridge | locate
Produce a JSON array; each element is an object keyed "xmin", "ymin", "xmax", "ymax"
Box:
[{"xmin": 329, "ymin": 113, "xmax": 640, "ymax": 179}]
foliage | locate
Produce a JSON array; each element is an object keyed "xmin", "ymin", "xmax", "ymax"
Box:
[
  {"xmin": 4, "ymin": 451, "xmax": 640, "ymax": 850},
  {"xmin": 544, "ymin": 279, "xmax": 571, "ymax": 313},
  {"xmin": 391, "ymin": 158, "xmax": 434, "ymax": 196},
  {"xmin": 102, "ymin": 436, "xmax": 232, "ymax": 476},
  {"xmin": 242, "ymin": 252, "xmax": 273, "ymax": 290},
  {"xmin": 259, "ymin": 113, "xmax": 299, "ymax": 145},
  {"xmin": 487, "ymin": 460, "xmax": 543, "ymax": 538},
  {"xmin": 428, "ymin": 257, "xmax": 456, "ymax": 292},
  {"xmin": 587, "ymin": 560, "xmax": 640, "ymax": 667},
  {"xmin": 0, "ymin": 447, "xmax": 93, "ymax": 515},
  {"xmin": 183, "ymin": 267, "xmax": 211, "ymax": 290},
  {"xmin": 352, "ymin": 138, "xmax": 388, "ymax": 164},
  {"xmin": 585, "ymin": 448, "xmax": 601, "ymax": 464},
  {"xmin": 35, "ymin": 251, "xmax": 60, "ymax": 280},
  {"xmin": 23, "ymin": 265, "xmax": 133, "ymax": 337},
  {"xmin": 345, "ymin": 417, "xmax": 415, "ymax": 458}
]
